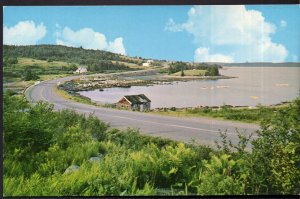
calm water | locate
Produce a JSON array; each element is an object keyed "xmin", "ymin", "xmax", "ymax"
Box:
[{"xmin": 79, "ymin": 67, "xmax": 300, "ymax": 108}]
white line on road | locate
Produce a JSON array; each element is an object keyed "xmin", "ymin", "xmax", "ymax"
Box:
[{"xmin": 76, "ymin": 109, "xmax": 250, "ymax": 136}]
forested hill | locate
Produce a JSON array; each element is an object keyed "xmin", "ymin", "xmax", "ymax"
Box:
[{"xmin": 3, "ymin": 45, "xmax": 143, "ymax": 66}]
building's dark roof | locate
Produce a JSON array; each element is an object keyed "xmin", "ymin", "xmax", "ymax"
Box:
[{"xmin": 122, "ymin": 94, "xmax": 151, "ymax": 104}]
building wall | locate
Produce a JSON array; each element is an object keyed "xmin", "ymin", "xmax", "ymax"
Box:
[
  {"xmin": 138, "ymin": 102, "xmax": 151, "ymax": 112},
  {"xmin": 142, "ymin": 63, "xmax": 150, "ymax": 67},
  {"xmin": 116, "ymin": 98, "xmax": 131, "ymax": 109},
  {"xmin": 116, "ymin": 98, "xmax": 151, "ymax": 111}
]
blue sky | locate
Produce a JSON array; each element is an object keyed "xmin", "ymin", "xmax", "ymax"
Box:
[{"xmin": 3, "ymin": 5, "xmax": 300, "ymax": 62}]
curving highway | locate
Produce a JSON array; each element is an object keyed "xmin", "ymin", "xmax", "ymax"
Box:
[{"xmin": 25, "ymin": 75, "xmax": 259, "ymax": 147}]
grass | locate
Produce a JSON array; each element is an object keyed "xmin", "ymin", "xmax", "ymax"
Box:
[
  {"xmin": 54, "ymin": 87, "xmax": 101, "ymax": 107},
  {"xmin": 3, "ymin": 80, "xmax": 36, "ymax": 93},
  {"xmin": 54, "ymin": 87, "xmax": 73, "ymax": 100},
  {"xmin": 4, "ymin": 74, "xmax": 70, "ymax": 94},
  {"xmin": 111, "ymin": 61, "xmax": 146, "ymax": 69},
  {"xmin": 149, "ymin": 105, "xmax": 290, "ymax": 124},
  {"xmin": 39, "ymin": 74, "xmax": 69, "ymax": 81},
  {"xmin": 149, "ymin": 109, "xmax": 253, "ymax": 123},
  {"xmin": 16, "ymin": 57, "xmax": 79, "ymax": 69},
  {"xmin": 172, "ymin": 69, "xmax": 207, "ymax": 76}
]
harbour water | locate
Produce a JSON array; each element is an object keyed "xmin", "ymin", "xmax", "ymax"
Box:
[{"xmin": 79, "ymin": 67, "xmax": 300, "ymax": 108}]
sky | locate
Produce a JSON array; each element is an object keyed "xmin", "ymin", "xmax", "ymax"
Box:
[{"xmin": 3, "ymin": 5, "xmax": 300, "ymax": 63}]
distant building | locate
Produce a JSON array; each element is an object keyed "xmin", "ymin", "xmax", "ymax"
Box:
[
  {"xmin": 116, "ymin": 94, "xmax": 151, "ymax": 111},
  {"xmin": 142, "ymin": 62, "xmax": 150, "ymax": 67},
  {"xmin": 147, "ymin": 60, "xmax": 154, "ymax": 63},
  {"xmin": 74, "ymin": 67, "xmax": 87, "ymax": 74},
  {"xmin": 142, "ymin": 60, "xmax": 154, "ymax": 67}
]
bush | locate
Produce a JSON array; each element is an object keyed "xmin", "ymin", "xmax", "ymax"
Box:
[{"xmin": 170, "ymin": 107, "xmax": 176, "ymax": 111}]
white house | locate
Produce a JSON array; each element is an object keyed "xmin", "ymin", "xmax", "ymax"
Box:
[
  {"xmin": 75, "ymin": 67, "xmax": 87, "ymax": 74},
  {"xmin": 142, "ymin": 60, "xmax": 154, "ymax": 67},
  {"xmin": 146, "ymin": 60, "xmax": 154, "ymax": 63}
]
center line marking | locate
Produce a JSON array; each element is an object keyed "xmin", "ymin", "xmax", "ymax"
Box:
[{"xmin": 76, "ymin": 109, "xmax": 242, "ymax": 135}]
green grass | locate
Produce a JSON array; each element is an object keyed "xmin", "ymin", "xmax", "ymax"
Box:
[
  {"xmin": 150, "ymin": 105, "xmax": 289, "ymax": 124},
  {"xmin": 4, "ymin": 74, "xmax": 70, "ymax": 94},
  {"xmin": 111, "ymin": 61, "xmax": 146, "ymax": 69},
  {"xmin": 39, "ymin": 74, "xmax": 69, "ymax": 81},
  {"xmin": 17, "ymin": 57, "xmax": 74, "ymax": 68},
  {"xmin": 54, "ymin": 87, "xmax": 93, "ymax": 104},
  {"xmin": 3, "ymin": 57, "xmax": 77, "ymax": 83},
  {"xmin": 172, "ymin": 69, "xmax": 207, "ymax": 76}
]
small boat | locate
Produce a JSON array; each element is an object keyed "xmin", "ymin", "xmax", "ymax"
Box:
[{"xmin": 99, "ymin": 89, "xmax": 104, "ymax": 91}]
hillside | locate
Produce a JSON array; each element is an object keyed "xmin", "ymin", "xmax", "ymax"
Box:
[
  {"xmin": 3, "ymin": 45, "xmax": 156, "ymax": 83},
  {"xmin": 3, "ymin": 45, "xmax": 144, "ymax": 65}
]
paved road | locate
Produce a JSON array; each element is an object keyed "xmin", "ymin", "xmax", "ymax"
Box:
[{"xmin": 25, "ymin": 75, "xmax": 259, "ymax": 147}]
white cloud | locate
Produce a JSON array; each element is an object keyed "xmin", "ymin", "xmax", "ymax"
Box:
[
  {"xmin": 280, "ymin": 20, "xmax": 287, "ymax": 28},
  {"xmin": 194, "ymin": 47, "xmax": 234, "ymax": 63},
  {"xmin": 167, "ymin": 5, "xmax": 288, "ymax": 62},
  {"xmin": 4, "ymin": 21, "xmax": 47, "ymax": 45},
  {"xmin": 107, "ymin": 37, "xmax": 126, "ymax": 55},
  {"xmin": 56, "ymin": 27, "xmax": 126, "ymax": 55},
  {"xmin": 165, "ymin": 18, "xmax": 183, "ymax": 32}
]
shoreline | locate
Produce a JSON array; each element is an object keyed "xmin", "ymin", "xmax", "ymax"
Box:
[
  {"xmin": 54, "ymin": 85, "xmax": 294, "ymax": 124},
  {"xmin": 58, "ymin": 74, "xmax": 234, "ymax": 93},
  {"xmin": 56, "ymin": 72, "xmax": 292, "ymax": 111}
]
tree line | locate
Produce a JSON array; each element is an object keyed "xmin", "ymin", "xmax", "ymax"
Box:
[{"xmin": 168, "ymin": 62, "xmax": 220, "ymax": 76}]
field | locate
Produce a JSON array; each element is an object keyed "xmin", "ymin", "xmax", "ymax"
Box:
[{"xmin": 16, "ymin": 57, "xmax": 74, "ymax": 68}]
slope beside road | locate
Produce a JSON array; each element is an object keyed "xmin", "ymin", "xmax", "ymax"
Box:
[{"xmin": 25, "ymin": 75, "xmax": 259, "ymax": 147}]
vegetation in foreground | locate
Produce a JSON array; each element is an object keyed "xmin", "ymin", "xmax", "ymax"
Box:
[
  {"xmin": 3, "ymin": 91, "xmax": 300, "ymax": 196},
  {"xmin": 151, "ymin": 104, "xmax": 291, "ymax": 123}
]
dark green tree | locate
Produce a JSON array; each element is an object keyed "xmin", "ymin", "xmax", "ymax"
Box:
[{"xmin": 23, "ymin": 69, "xmax": 39, "ymax": 81}]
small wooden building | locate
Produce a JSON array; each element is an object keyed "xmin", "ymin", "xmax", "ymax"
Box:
[{"xmin": 116, "ymin": 94, "xmax": 151, "ymax": 111}]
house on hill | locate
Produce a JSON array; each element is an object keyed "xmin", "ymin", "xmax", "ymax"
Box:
[
  {"xmin": 116, "ymin": 94, "xmax": 151, "ymax": 111},
  {"xmin": 74, "ymin": 67, "xmax": 87, "ymax": 74},
  {"xmin": 142, "ymin": 60, "xmax": 154, "ymax": 67}
]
